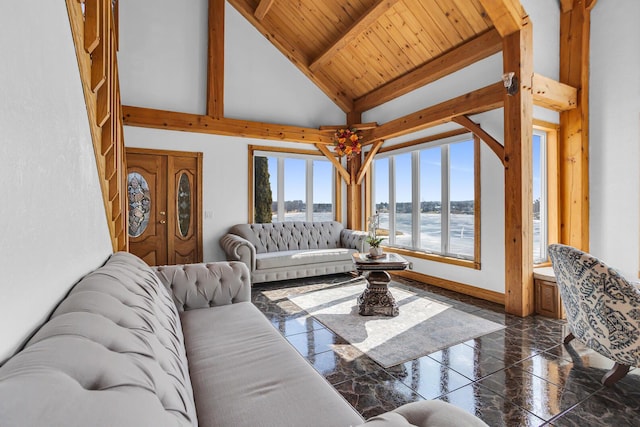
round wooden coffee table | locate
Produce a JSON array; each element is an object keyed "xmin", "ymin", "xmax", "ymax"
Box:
[{"xmin": 352, "ymin": 252, "xmax": 409, "ymax": 317}]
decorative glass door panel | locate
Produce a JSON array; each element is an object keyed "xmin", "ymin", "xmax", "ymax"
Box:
[{"xmin": 127, "ymin": 148, "xmax": 202, "ymax": 265}]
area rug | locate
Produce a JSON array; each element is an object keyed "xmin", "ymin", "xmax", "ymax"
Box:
[{"xmin": 288, "ymin": 281, "xmax": 505, "ymax": 368}]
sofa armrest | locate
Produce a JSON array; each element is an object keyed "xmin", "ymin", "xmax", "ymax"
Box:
[
  {"xmin": 358, "ymin": 401, "xmax": 488, "ymax": 427},
  {"xmin": 153, "ymin": 261, "xmax": 251, "ymax": 311},
  {"xmin": 340, "ymin": 228, "xmax": 369, "ymax": 252},
  {"xmin": 220, "ymin": 233, "xmax": 256, "ymax": 272}
]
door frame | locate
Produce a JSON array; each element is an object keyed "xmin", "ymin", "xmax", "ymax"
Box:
[{"xmin": 126, "ymin": 147, "xmax": 203, "ymax": 264}]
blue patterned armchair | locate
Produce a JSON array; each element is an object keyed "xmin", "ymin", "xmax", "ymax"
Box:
[{"xmin": 548, "ymin": 244, "xmax": 640, "ymax": 386}]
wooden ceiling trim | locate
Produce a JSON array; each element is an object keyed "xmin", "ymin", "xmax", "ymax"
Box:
[
  {"xmin": 122, "ymin": 106, "xmax": 334, "ymax": 144},
  {"xmin": 254, "ymin": 0, "xmax": 276, "ymax": 20},
  {"xmin": 207, "ymin": 0, "xmax": 225, "ymax": 118},
  {"xmin": 227, "ymin": 0, "xmax": 354, "ymax": 112},
  {"xmin": 354, "ymin": 28, "xmax": 502, "ymax": 112},
  {"xmin": 368, "ymin": 81, "xmax": 505, "ymax": 142},
  {"xmin": 309, "ymin": 0, "xmax": 401, "ymax": 72},
  {"xmin": 532, "ymin": 73, "xmax": 577, "ymax": 111},
  {"xmin": 477, "ymin": 0, "xmax": 526, "ymax": 37},
  {"xmin": 452, "ymin": 115, "xmax": 504, "ymax": 164}
]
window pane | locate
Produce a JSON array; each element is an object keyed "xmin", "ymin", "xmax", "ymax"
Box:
[
  {"xmin": 254, "ymin": 156, "xmax": 275, "ymax": 223},
  {"xmin": 312, "ymin": 160, "xmax": 333, "ymax": 222},
  {"xmin": 373, "ymin": 158, "xmax": 390, "ymax": 240},
  {"xmin": 395, "ymin": 153, "xmax": 412, "ymax": 247},
  {"xmin": 449, "ymin": 140, "xmax": 474, "ymax": 257},
  {"xmin": 283, "ymin": 158, "xmax": 306, "ymax": 221},
  {"xmin": 532, "ymin": 133, "xmax": 546, "ymax": 263},
  {"xmin": 420, "ymin": 147, "xmax": 441, "ymax": 253}
]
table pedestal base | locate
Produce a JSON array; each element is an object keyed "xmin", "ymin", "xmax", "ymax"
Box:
[{"xmin": 357, "ymin": 271, "xmax": 398, "ymax": 317}]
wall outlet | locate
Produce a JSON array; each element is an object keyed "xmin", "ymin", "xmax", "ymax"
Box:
[{"xmin": 204, "ymin": 210, "xmax": 214, "ymax": 219}]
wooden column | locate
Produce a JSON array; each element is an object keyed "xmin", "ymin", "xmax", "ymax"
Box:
[
  {"xmin": 346, "ymin": 111, "xmax": 363, "ymax": 230},
  {"xmin": 207, "ymin": 0, "xmax": 225, "ymax": 118},
  {"xmin": 503, "ymin": 19, "xmax": 534, "ymax": 316},
  {"xmin": 559, "ymin": 0, "xmax": 594, "ymax": 251}
]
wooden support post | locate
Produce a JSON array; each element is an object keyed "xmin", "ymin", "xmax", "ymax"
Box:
[
  {"xmin": 207, "ymin": 0, "xmax": 225, "ymax": 118},
  {"xmin": 559, "ymin": 0, "xmax": 592, "ymax": 251},
  {"xmin": 346, "ymin": 111, "xmax": 363, "ymax": 230},
  {"xmin": 503, "ymin": 19, "xmax": 534, "ymax": 317}
]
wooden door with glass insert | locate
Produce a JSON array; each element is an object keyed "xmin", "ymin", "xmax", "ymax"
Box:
[{"xmin": 126, "ymin": 148, "xmax": 203, "ymax": 266}]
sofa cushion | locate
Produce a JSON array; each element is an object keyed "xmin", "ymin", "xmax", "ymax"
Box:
[
  {"xmin": 255, "ymin": 247, "xmax": 356, "ymax": 270},
  {"xmin": 229, "ymin": 221, "xmax": 344, "ymax": 253},
  {"xmin": 181, "ymin": 302, "xmax": 364, "ymax": 427},
  {"xmin": 0, "ymin": 252, "xmax": 197, "ymax": 427}
]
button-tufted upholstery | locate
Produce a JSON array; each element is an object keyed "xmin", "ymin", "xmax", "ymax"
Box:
[
  {"xmin": 220, "ymin": 221, "xmax": 368, "ymax": 283},
  {"xmin": 154, "ymin": 261, "xmax": 250, "ymax": 311},
  {"xmin": 0, "ymin": 251, "xmax": 489, "ymax": 427},
  {"xmin": 0, "ymin": 251, "xmax": 198, "ymax": 427}
]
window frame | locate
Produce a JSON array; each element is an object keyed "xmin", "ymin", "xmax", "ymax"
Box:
[
  {"xmin": 533, "ymin": 120, "xmax": 560, "ymax": 266},
  {"xmin": 369, "ymin": 132, "xmax": 481, "ymax": 269},
  {"xmin": 248, "ymin": 145, "xmax": 339, "ymax": 223}
]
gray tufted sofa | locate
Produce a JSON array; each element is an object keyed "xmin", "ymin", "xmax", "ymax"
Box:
[
  {"xmin": 0, "ymin": 251, "xmax": 488, "ymax": 427},
  {"xmin": 220, "ymin": 221, "xmax": 368, "ymax": 283}
]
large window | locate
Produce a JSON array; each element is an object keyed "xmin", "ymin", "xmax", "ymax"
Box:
[
  {"xmin": 251, "ymin": 147, "xmax": 335, "ymax": 223},
  {"xmin": 372, "ymin": 136, "xmax": 479, "ymax": 263}
]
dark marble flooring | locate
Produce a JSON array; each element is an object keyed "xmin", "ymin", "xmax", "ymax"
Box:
[{"xmin": 251, "ymin": 274, "xmax": 640, "ymax": 426}]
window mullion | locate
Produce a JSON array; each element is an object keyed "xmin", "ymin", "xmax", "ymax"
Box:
[
  {"xmin": 441, "ymin": 145, "xmax": 450, "ymax": 255},
  {"xmin": 412, "ymin": 151, "xmax": 420, "ymax": 248},
  {"xmin": 277, "ymin": 157, "xmax": 285, "ymax": 222},
  {"xmin": 389, "ymin": 156, "xmax": 396, "ymax": 245},
  {"xmin": 306, "ymin": 159, "xmax": 313, "ymax": 221}
]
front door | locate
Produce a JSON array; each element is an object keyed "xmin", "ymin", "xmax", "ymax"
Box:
[{"xmin": 126, "ymin": 148, "xmax": 202, "ymax": 266}]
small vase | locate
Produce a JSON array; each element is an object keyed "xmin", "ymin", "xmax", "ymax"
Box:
[{"xmin": 369, "ymin": 247, "xmax": 383, "ymax": 257}]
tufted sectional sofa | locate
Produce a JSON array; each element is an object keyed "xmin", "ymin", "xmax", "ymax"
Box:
[
  {"xmin": 220, "ymin": 221, "xmax": 368, "ymax": 283},
  {"xmin": 0, "ymin": 251, "xmax": 488, "ymax": 427}
]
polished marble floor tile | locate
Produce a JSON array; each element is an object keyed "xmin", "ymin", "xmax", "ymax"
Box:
[{"xmin": 252, "ymin": 274, "xmax": 640, "ymax": 426}]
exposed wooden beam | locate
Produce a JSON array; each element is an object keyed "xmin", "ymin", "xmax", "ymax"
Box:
[
  {"xmin": 227, "ymin": 0, "xmax": 353, "ymax": 112},
  {"xmin": 309, "ymin": 0, "xmax": 400, "ymax": 72},
  {"xmin": 377, "ymin": 128, "xmax": 469, "ymax": 153},
  {"xmin": 560, "ymin": 0, "xmax": 573, "ymax": 12},
  {"xmin": 502, "ymin": 18, "xmax": 534, "ymax": 317},
  {"xmin": 319, "ymin": 122, "xmax": 378, "ymax": 132},
  {"xmin": 532, "ymin": 73, "xmax": 577, "ymax": 111},
  {"xmin": 452, "ymin": 115, "xmax": 504, "ymax": 164},
  {"xmin": 368, "ymin": 82, "xmax": 505, "ymax": 143},
  {"xmin": 478, "ymin": 0, "xmax": 526, "ymax": 37},
  {"xmin": 315, "ymin": 144, "xmax": 350, "ymax": 183},
  {"xmin": 207, "ymin": 0, "xmax": 225, "ymax": 118},
  {"xmin": 354, "ymin": 29, "xmax": 503, "ymax": 113},
  {"xmin": 254, "ymin": 0, "xmax": 275, "ymax": 20},
  {"xmin": 357, "ymin": 140, "xmax": 384, "ymax": 185},
  {"xmin": 559, "ymin": 0, "xmax": 591, "ymax": 251},
  {"xmin": 122, "ymin": 106, "xmax": 333, "ymax": 144},
  {"xmin": 346, "ymin": 111, "xmax": 363, "ymax": 230}
]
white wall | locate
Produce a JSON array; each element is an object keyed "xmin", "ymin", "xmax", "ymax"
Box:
[
  {"xmin": 589, "ymin": 0, "xmax": 640, "ymax": 278},
  {"xmin": 0, "ymin": 2, "xmax": 113, "ymax": 362}
]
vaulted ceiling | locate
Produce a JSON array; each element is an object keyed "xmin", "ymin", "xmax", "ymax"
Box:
[{"xmin": 228, "ymin": 0, "xmax": 506, "ymax": 113}]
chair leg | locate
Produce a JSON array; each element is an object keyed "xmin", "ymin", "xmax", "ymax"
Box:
[
  {"xmin": 601, "ymin": 363, "xmax": 631, "ymax": 387},
  {"xmin": 563, "ymin": 332, "xmax": 575, "ymax": 344}
]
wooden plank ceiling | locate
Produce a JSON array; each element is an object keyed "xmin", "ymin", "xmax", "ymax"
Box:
[{"xmin": 229, "ymin": 0, "xmax": 498, "ymax": 113}]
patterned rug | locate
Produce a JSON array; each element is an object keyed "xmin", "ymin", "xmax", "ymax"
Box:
[{"xmin": 289, "ymin": 280, "xmax": 504, "ymax": 368}]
